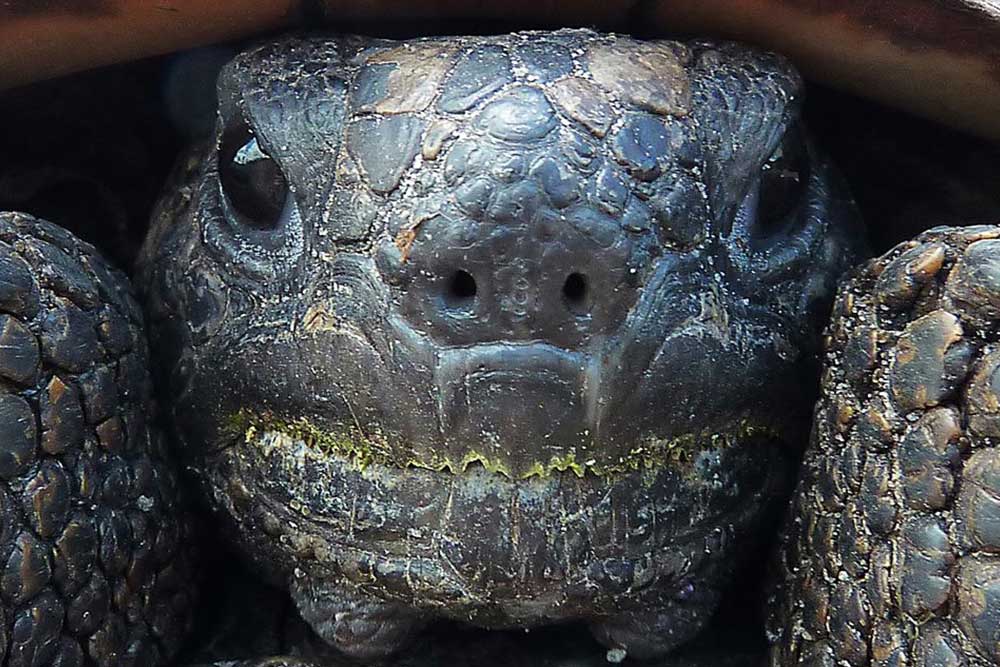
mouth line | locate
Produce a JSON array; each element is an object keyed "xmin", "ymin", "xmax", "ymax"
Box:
[{"xmin": 224, "ymin": 408, "xmax": 783, "ymax": 480}]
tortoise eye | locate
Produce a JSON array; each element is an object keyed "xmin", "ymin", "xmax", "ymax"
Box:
[
  {"xmin": 754, "ymin": 124, "xmax": 810, "ymax": 239},
  {"xmin": 219, "ymin": 124, "xmax": 289, "ymax": 231}
]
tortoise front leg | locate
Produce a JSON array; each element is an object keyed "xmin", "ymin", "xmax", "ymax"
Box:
[
  {"xmin": 0, "ymin": 212, "xmax": 197, "ymax": 666},
  {"xmin": 770, "ymin": 224, "xmax": 1000, "ymax": 666}
]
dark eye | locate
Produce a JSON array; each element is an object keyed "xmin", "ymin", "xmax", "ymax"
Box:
[
  {"xmin": 219, "ymin": 123, "xmax": 289, "ymax": 231},
  {"xmin": 754, "ymin": 125, "xmax": 810, "ymax": 239}
]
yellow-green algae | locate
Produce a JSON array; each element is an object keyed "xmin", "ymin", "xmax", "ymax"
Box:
[{"xmin": 225, "ymin": 409, "xmax": 783, "ymax": 480}]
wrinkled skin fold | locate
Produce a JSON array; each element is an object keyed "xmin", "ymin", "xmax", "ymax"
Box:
[{"xmin": 137, "ymin": 30, "xmax": 862, "ymax": 660}]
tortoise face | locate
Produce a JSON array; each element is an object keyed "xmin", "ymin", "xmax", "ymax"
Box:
[{"xmin": 139, "ymin": 30, "xmax": 860, "ymax": 632}]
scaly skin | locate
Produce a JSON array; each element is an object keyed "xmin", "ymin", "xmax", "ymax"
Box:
[
  {"xmin": 137, "ymin": 30, "xmax": 861, "ymax": 660},
  {"xmin": 0, "ymin": 212, "xmax": 196, "ymax": 666},
  {"xmin": 769, "ymin": 225, "xmax": 1000, "ymax": 666}
]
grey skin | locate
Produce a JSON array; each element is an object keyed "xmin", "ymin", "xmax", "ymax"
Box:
[{"xmin": 136, "ymin": 30, "xmax": 861, "ymax": 661}]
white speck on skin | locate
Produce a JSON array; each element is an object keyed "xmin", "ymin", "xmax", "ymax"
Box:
[{"xmin": 606, "ymin": 648, "xmax": 627, "ymax": 663}]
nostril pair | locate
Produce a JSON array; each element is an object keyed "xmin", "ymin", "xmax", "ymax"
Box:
[{"xmin": 442, "ymin": 270, "xmax": 589, "ymax": 314}]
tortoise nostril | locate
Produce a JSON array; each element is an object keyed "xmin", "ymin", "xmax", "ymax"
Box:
[
  {"xmin": 562, "ymin": 272, "xmax": 588, "ymax": 314},
  {"xmin": 445, "ymin": 270, "xmax": 477, "ymax": 308}
]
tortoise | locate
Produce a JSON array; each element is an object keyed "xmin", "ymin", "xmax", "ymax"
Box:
[{"xmin": 0, "ymin": 8, "xmax": 998, "ymax": 667}]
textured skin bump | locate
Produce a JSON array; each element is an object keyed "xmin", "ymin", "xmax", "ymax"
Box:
[
  {"xmin": 0, "ymin": 212, "xmax": 195, "ymax": 666},
  {"xmin": 138, "ymin": 30, "xmax": 860, "ymax": 660},
  {"xmin": 769, "ymin": 224, "xmax": 1000, "ymax": 666}
]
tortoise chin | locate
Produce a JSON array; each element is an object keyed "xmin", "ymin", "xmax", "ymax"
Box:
[
  {"xmin": 138, "ymin": 29, "xmax": 862, "ymax": 660},
  {"xmin": 226, "ymin": 416, "xmax": 789, "ymax": 621}
]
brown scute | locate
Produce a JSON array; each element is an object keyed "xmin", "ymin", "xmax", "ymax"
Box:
[
  {"xmin": 769, "ymin": 224, "xmax": 1000, "ymax": 667},
  {"xmin": 587, "ymin": 40, "xmax": 691, "ymax": 117},
  {"xmin": 362, "ymin": 44, "xmax": 455, "ymax": 114},
  {"xmin": 421, "ymin": 118, "xmax": 456, "ymax": 160},
  {"xmin": 546, "ymin": 76, "xmax": 614, "ymax": 138},
  {"xmin": 888, "ymin": 309, "xmax": 969, "ymax": 413},
  {"xmin": 873, "ymin": 241, "xmax": 946, "ymax": 309},
  {"xmin": 966, "ymin": 349, "xmax": 1000, "ymax": 438}
]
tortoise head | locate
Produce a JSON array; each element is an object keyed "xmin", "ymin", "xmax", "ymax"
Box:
[{"xmin": 138, "ymin": 29, "xmax": 861, "ymax": 653}]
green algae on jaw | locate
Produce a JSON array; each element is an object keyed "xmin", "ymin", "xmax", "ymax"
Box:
[
  {"xmin": 224, "ymin": 409, "xmax": 783, "ymax": 480},
  {"xmin": 225, "ymin": 409, "xmax": 384, "ymax": 471}
]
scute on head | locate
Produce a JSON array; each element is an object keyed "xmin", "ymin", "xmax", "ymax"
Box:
[
  {"xmin": 587, "ymin": 39, "xmax": 692, "ymax": 116},
  {"xmin": 357, "ymin": 43, "xmax": 456, "ymax": 115}
]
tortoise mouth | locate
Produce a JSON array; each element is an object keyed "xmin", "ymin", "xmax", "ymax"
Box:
[
  {"xmin": 212, "ymin": 414, "xmax": 793, "ymax": 622},
  {"xmin": 223, "ymin": 328, "xmax": 789, "ymax": 477},
  {"xmin": 228, "ymin": 406, "xmax": 780, "ymax": 479}
]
